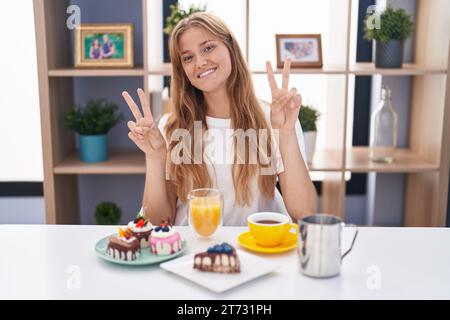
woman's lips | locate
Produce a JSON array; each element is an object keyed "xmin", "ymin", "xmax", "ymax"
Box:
[{"xmin": 197, "ymin": 67, "xmax": 217, "ymax": 79}]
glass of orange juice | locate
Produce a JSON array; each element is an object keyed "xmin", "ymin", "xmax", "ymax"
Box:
[{"xmin": 188, "ymin": 188, "xmax": 223, "ymax": 238}]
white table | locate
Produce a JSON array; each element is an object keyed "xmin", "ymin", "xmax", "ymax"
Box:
[{"xmin": 1, "ymin": 225, "xmax": 449, "ymax": 299}]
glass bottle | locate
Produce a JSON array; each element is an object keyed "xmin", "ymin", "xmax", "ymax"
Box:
[{"xmin": 370, "ymin": 86, "xmax": 398, "ymax": 163}]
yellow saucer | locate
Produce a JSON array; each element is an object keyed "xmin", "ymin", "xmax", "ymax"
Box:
[{"xmin": 237, "ymin": 230, "xmax": 298, "ymax": 254}]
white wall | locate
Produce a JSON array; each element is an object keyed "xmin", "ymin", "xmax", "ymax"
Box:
[
  {"xmin": 0, "ymin": 197, "xmax": 45, "ymax": 224},
  {"xmin": 0, "ymin": 1, "xmax": 43, "ymax": 182}
]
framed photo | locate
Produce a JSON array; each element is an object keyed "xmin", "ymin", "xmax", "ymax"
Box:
[
  {"xmin": 75, "ymin": 23, "xmax": 134, "ymax": 68},
  {"xmin": 276, "ymin": 34, "xmax": 323, "ymax": 68}
]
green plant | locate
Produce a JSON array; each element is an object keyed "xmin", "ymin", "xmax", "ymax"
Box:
[
  {"xmin": 65, "ymin": 99, "xmax": 123, "ymax": 135},
  {"xmin": 95, "ymin": 201, "xmax": 122, "ymax": 225},
  {"xmin": 163, "ymin": 3, "xmax": 207, "ymax": 35},
  {"xmin": 364, "ymin": 5, "xmax": 413, "ymax": 43},
  {"xmin": 299, "ymin": 105, "xmax": 320, "ymax": 132}
]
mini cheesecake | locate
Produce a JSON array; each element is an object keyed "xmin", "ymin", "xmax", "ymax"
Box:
[
  {"xmin": 127, "ymin": 217, "xmax": 153, "ymax": 248},
  {"xmin": 193, "ymin": 243, "xmax": 240, "ymax": 273},
  {"xmin": 150, "ymin": 219, "xmax": 182, "ymax": 255},
  {"xmin": 108, "ymin": 227, "xmax": 140, "ymax": 261}
]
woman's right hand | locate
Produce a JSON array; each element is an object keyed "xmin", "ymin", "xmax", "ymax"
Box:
[{"xmin": 122, "ymin": 88, "xmax": 167, "ymax": 161}]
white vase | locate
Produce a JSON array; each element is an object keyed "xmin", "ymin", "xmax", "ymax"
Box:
[{"xmin": 303, "ymin": 131, "xmax": 317, "ymax": 164}]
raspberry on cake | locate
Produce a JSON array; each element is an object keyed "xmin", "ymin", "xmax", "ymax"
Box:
[
  {"xmin": 127, "ymin": 216, "xmax": 153, "ymax": 248},
  {"xmin": 150, "ymin": 219, "xmax": 183, "ymax": 255},
  {"xmin": 108, "ymin": 227, "xmax": 140, "ymax": 261},
  {"xmin": 193, "ymin": 243, "xmax": 240, "ymax": 273}
]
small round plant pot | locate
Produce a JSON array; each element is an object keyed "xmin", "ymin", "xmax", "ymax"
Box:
[
  {"xmin": 303, "ymin": 131, "xmax": 317, "ymax": 164},
  {"xmin": 375, "ymin": 40, "xmax": 405, "ymax": 68},
  {"xmin": 79, "ymin": 134, "xmax": 108, "ymax": 163}
]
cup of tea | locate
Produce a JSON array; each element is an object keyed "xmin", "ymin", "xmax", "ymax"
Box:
[
  {"xmin": 188, "ymin": 188, "xmax": 223, "ymax": 238},
  {"xmin": 247, "ymin": 212, "xmax": 298, "ymax": 247}
]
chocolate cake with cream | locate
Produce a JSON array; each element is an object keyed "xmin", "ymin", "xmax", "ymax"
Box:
[
  {"xmin": 108, "ymin": 227, "xmax": 140, "ymax": 261},
  {"xmin": 193, "ymin": 243, "xmax": 240, "ymax": 273},
  {"xmin": 127, "ymin": 216, "xmax": 153, "ymax": 248}
]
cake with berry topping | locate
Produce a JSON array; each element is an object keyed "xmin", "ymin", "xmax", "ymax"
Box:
[
  {"xmin": 127, "ymin": 216, "xmax": 153, "ymax": 248},
  {"xmin": 150, "ymin": 219, "xmax": 183, "ymax": 255},
  {"xmin": 193, "ymin": 243, "xmax": 240, "ymax": 273},
  {"xmin": 108, "ymin": 227, "xmax": 140, "ymax": 261}
]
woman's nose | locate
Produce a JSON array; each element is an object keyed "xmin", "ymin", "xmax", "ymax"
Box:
[{"xmin": 196, "ymin": 56, "xmax": 208, "ymax": 68}]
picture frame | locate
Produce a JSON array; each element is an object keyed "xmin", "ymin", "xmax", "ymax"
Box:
[
  {"xmin": 74, "ymin": 23, "xmax": 134, "ymax": 68},
  {"xmin": 275, "ymin": 34, "xmax": 323, "ymax": 68}
]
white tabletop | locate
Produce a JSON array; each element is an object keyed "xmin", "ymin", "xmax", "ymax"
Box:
[{"xmin": 0, "ymin": 225, "xmax": 449, "ymax": 299}]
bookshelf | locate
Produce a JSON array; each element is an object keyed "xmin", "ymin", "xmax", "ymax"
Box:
[{"xmin": 34, "ymin": 0, "xmax": 450, "ymax": 226}]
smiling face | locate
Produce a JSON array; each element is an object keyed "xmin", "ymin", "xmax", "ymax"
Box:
[{"xmin": 178, "ymin": 27, "xmax": 232, "ymax": 94}]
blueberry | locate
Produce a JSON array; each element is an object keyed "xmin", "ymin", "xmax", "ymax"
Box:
[
  {"xmin": 162, "ymin": 226, "xmax": 170, "ymax": 232},
  {"xmin": 222, "ymin": 242, "xmax": 232, "ymax": 249},
  {"xmin": 222, "ymin": 244, "xmax": 233, "ymax": 254},
  {"xmin": 206, "ymin": 244, "xmax": 231, "ymax": 254},
  {"xmin": 155, "ymin": 226, "xmax": 161, "ymax": 232}
]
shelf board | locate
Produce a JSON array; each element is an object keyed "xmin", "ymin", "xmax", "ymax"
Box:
[
  {"xmin": 308, "ymin": 149, "xmax": 343, "ymax": 171},
  {"xmin": 54, "ymin": 148, "xmax": 343, "ymax": 174},
  {"xmin": 349, "ymin": 63, "xmax": 447, "ymax": 75},
  {"xmin": 48, "ymin": 67, "xmax": 145, "ymax": 77},
  {"xmin": 54, "ymin": 149, "xmax": 146, "ymax": 174},
  {"xmin": 148, "ymin": 63, "xmax": 448, "ymax": 77},
  {"xmin": 345, "ymin": 147, "xmax": 439, "ymax": 173},
  {"xmin": 252, "ymin": 65, "xmax": 346, "ymax": 75},
  {"xmin": 148, "ymin": 64, "xmax": 346, "ymax": 76},
  {"xmin": 148, "ymin": 64, "xmax": 172, "ymax": 76}
]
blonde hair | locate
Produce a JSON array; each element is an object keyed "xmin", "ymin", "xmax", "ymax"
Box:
[{"xmin": 165, "ymin": 12, "xmax": 276, "ymax": 206}]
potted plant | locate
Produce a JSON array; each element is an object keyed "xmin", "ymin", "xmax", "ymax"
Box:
[
  {"xmin": 364, "ymin": 5, "xmax": 413, "ymax": 68},
  {"xmin": 299, "ymin": 105, "xmax": 320, "ymax": 164},
  {"xmin": 163, "ymin": 3, "xmax": 207, "ymax": 35},
  {"xmin": 65, "ymin": 99, "xmax": 122, "ymax": 162},
  {"xmin": 95, "ymin": 201, "xmax": 122, "ymax": 225}
]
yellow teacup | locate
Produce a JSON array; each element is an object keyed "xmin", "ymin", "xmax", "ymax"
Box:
[{"xmin": 247, "ymin": 212, "xmax": 298, "ymax": 247}]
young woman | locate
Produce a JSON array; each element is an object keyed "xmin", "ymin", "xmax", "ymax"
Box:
[
  {"xmin": 89, "ymin": 39, "xmax": 102, "ymax": 59},
  {"xmin": 122, "ymin": 13, "xmax": 317, "ymax": 226}
]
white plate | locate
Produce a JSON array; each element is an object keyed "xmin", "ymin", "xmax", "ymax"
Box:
[{"xmin": 160, "ymin": 250, "xmax": 279, "ymax": 293}]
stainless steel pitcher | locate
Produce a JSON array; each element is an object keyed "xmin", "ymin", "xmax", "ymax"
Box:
[{"xmin": 298, "ymin": 214, "xmax": 358, "ymax": 278}]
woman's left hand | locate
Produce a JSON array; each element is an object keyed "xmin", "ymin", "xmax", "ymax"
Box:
[{"xmin": 266, "ymin": 58, "xmax": 302, "ymax": 130}]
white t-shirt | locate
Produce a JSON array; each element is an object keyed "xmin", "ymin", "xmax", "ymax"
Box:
[{"xmin": 157, "ymin": 100, "xmax": 307, "ymax": 226}]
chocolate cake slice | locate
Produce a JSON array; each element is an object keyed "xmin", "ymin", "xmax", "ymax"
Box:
[
  {"xmin": 193, "ymin": 243, "xmax": 240, "ymax": 273},
  {"xmin": 108, "ymin": 228, "xmax": 140, "ymax": 261}
]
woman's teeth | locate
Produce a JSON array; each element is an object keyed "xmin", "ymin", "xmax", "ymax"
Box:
[{"xmin": 198, "ymin": 67, "xmax": 217, "ymax": 79}]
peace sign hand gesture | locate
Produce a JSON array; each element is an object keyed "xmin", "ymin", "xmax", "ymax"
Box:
[
  {"xmin": 122, "ymin": 88, "xmax": 167, "ymax": 161},
  {"xmin": 266, "ymin": 58, "xmax": 302, "ymax": 130}
]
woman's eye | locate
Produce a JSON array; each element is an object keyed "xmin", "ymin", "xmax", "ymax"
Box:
[
  {"xmin": 203, "ymin": 44, "xmax": 215, "ymax": 53},
  {"xmin": 182, "ymin": 44, "xmax": 214, "ymax": 63}
]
